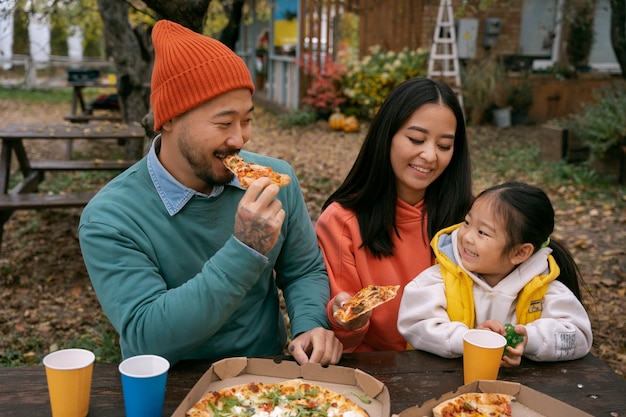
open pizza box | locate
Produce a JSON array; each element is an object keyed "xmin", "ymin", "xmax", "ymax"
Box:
[
  {"xmin": 394, "ymin": 380, "xmax": 593, "ymax": 417},
  {"xmin": 171, "ymin": 357, "xmax": 391, "ymax": 417}
]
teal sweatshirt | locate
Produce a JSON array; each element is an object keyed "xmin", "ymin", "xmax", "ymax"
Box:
[{"xmin": 78, "ymin": 150, "xmax": 330, "ymax": 364}]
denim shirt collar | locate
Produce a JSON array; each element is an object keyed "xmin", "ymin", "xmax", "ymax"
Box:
[{"xmin": 147, "ymin": 135, "xmax": 244, "ymax": 216}]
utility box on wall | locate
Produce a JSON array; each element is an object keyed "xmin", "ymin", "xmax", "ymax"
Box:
[
  {"xmin": 457, "ymin": 18, "xmax": 478, "ymax": 59},
  {"xmin": 483, "ymin": 18, "xmax": 501, "ymax": 48}
]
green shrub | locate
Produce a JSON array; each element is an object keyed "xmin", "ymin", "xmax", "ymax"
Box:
[
  {"xmin": 277, "ymin": 107, "xmax": 319, "ymax": 128},
  {"xmin": 507, "ymin": 81, "xmax": 533, "ymax": 113},
  {"xmin": 559, "ymin": 82, "xmax": 626, "ymax": 161},
  {"xmin": 341, "ymin": 46, "xmax": 429, "ymax": 119}
]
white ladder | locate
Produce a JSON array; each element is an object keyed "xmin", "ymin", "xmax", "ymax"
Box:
[{"xmin": 427, "ymin": 0, "xmax": 464, "ymax": 110}]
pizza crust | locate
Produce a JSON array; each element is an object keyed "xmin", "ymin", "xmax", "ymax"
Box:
[{"xmin": 223, "ymin": 154, "xmax": 291, "ymax": 188}]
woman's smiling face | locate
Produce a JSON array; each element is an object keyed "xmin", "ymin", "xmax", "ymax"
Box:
[{"xmin": 390, "ymin": 103, "xmax": 456, "ymax": 205}]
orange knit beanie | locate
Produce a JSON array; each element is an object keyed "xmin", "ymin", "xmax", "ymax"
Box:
[{"xmin": 150, "ymin": 20, "xmax": 255, "ymax": 131}]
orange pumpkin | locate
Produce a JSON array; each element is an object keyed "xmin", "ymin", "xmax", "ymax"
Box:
[
  {"xmin": 342, "ymin": 116, "xmax": 359, "ymax": 133},
  {"xmin": 328, "ymin": 110, "xmax": 345, "ymax": 131}
]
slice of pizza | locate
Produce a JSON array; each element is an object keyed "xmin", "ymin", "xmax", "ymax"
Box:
[
  {"xmin": 186, "ymin": 379, "xmax": 370, "ymax": 417},
  {"xmin": 277, "ymin": 379, "xmax": 370, "ymax": 417},
  {"xmin": 223, "ymin": 154, "xmax": 291, "ymax": 188},
  {"xmin": 333, "ymin": 284, "xmax": 400, "ymax": 324},
  {"xmin": 432, "ymin": 392, "xmax": 515, "ymax": 417}
]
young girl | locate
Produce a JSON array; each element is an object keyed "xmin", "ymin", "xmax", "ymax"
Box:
[
  {"xmin": 316, "ymin": 77, "xmax": 473, "ymax": 352},
  {"xmin": 397, "ymin": 181, "xmax": 593, "ymax": 366}
]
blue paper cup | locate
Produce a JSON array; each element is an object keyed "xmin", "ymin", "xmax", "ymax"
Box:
[{"xmin": 119, "ymin": 354, "xmax": 170, "ymax": 417}]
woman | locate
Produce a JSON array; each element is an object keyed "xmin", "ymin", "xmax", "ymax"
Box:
[{"xmin": 316, "ymin": 77, "xmax": 473, "ymax": 352}]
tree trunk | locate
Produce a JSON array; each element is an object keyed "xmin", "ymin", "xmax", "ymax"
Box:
[
  {"xmin": 96, "ymin": 0, "xmax": 152, "ymax": 159},
  {"xmin": 610, "ymin": 0, "xmax": 626, "ymax": 80},
  {"xmin": 219, "ymin": 0, "xmax": 245, "ymax": 49},
  {"xmin": 145, "ymin": 0, "xmax": 211, "ymax": 33}
]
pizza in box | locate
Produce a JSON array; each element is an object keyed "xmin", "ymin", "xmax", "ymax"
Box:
[
  {"xmin": 431, "ymin": 392, "xmax": 516, "ymax": 417},
  {"xmin": 186, "ymin": 379, "xmax": 371, "ymax": 416}
]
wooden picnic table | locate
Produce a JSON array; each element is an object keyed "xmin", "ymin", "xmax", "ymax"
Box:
[
  {"xmin": 0, "ymin": 350, "xmax": 624, "ymax": 416},
  {"xmin": 65, "ymin": 81, "xmax": 122, "ymax": 124},
  {"xmin": 0, "ymin": 122, "xmax": 145, "ymax": 255}
]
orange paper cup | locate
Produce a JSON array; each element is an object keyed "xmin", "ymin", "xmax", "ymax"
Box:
[
  {"xmin": 463, "ymin": 329, "xmax": 506, "ymax": 384},
  {"xmin": 43, "ymin": 348, "xmax": 95, "ymax": 417}
]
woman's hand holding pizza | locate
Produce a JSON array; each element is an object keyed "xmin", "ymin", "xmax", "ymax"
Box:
[
  {"xmin": 234, "ymin": 178, "xmax": 285, "ymax": 255},
  {"xmin": 332, "ymin": 292, "xmax": 372, "ymax": 330},
  {"xmin": 332, "ymin": 285, "xmax": 399, "ymax": 330}
]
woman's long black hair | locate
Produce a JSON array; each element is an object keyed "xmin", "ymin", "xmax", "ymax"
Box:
[{"xmin": 321, "ymin": 78, "xmax": 473, "ymax": 258}]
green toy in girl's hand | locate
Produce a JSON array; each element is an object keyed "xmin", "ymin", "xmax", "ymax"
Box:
[{"xmin": 504, "ymin": 323, "xmax": 524, "ymax": 349}]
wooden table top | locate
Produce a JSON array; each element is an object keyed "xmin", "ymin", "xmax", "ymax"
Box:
[
  {"xmin": 0, "ymin": 350, "xmax": 624, "ymax": 416},
  {"xmin": 0, "ymin": 123, "xmax": 145, "ymax": 140}
]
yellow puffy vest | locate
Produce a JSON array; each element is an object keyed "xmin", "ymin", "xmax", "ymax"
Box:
[
  {"xmin": 435, "ymin": 223, "xmax": 560, "ymax": 327},
  {"xmin": 405, "ymin": 224, "xmax": 559, "ymax": 349}
]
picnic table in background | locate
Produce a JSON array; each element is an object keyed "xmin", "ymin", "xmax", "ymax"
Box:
[
  {"xmin": 0, "ymin": 122, "xmax": 145, "ymax": 256},
  {"xmin": 64, "ymin": 68, "xmax": 121, "ymax": 124},
  {"xmin": 64, "ymin": 81, "xmax": 121, "ymax": 124}
]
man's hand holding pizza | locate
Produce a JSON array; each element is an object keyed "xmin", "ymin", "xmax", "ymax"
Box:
[{"xmin": 234, "ymin": 178, "xmax": 285, "ymax": 255}]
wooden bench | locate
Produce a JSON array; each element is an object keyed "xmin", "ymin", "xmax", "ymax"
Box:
[
  {"xmin": 64, "ymin": 114, "xmax": 123, "ymax": 124},
  {"xmin": 0, "ymin": 122, "xmax": 145, "ymax": 255},
  {"xmin": 0, "ymin": 191, "xmax": 96, "ymax": 210},
  {"xmin": 30, "ymin": 159, "xmax": 136, "ymax": 171}
]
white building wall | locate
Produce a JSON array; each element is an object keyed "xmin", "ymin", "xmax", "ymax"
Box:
[
  {"xmin": 28, "ymin": 12, "xmax": 50, "ymax": 66},
  {"xmin": 0, "ymin": 0, "xmax": 15, "ymax": 69},
  {"xmin": 67, "ymin": 26, "xmax": 83, "ymax": 62}
]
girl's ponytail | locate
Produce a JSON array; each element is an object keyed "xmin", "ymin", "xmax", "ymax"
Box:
[{"xmin": 548, "ymin": 239, "xmax": 584, "ymax": 302}]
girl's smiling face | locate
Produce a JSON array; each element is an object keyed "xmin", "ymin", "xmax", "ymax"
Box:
[{"xmin": 456, "ymin": 195, "xmax": 519, "ymax": 287}]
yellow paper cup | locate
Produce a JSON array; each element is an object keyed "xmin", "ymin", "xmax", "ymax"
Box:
[
  {"xmin": 463, "ymin": 329, "xmax": 506, "ymax": 384},
  {"xmin": 43, "ymin": 348, "xmax": 95, "ymax": 417}
]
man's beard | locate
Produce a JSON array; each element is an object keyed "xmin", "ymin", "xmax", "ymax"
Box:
[{"xmin": 179, "ymin": 133, "xmax": 233, "ymax": 188}]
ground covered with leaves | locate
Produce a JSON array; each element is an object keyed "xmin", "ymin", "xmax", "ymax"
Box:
[{"xmin": 0, "ymin": 100, "xmax": 624, "ymax": 378}]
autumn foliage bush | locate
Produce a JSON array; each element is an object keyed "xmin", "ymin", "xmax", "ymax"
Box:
[
  {"xmin": 299, "ymin": 54, "xmax": 347, "ymax": 118},
  {"xmin": 341, "ymin": 46, "xmax": 429, "ymax": 118},
  {"xmin": 299, "ymin": 46, "xmax": 429, "ymax": 120}
]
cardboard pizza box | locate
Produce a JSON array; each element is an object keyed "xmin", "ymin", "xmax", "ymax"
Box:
[
  {"xmin": 171, "ymin": 357, "xmax": 391, "ymax": 417},
  {"xmin": 394, "ymin": 380, "xmax": 593, "ymax": 417}
]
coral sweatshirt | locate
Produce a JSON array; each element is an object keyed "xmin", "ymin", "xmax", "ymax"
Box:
[{"xmin": 315, "ymin": 200, "xmax": 434, "ymax": 352}]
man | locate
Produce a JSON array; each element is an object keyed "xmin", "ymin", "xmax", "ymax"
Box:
[{"xmin": 78, "ymin": 20, "xmax": 342, "ymax": 366}]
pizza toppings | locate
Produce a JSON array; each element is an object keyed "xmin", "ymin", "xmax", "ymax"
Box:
[
  {"xmin": 432, "ymin": 392, "xmax": 515, "ymax": 417},
  {"xmin": 223, "ymin": 154, "xmax": 291, "ymax": 188},
  {"xmin": 186, "ymin": 379, "xmax": 370, "ymax": 417},
  {"xmin": 333, "ymin": 285, "xmax": 400, "ymax": 325}
]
